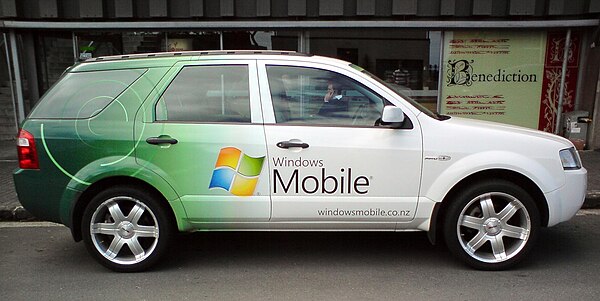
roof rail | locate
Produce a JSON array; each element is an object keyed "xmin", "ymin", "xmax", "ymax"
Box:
[{"xmin": 84, "ymin": 50, "xmax": 310, "ymax": 62}]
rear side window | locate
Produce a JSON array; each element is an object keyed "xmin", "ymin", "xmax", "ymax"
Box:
[
  {"xmin": 29, "ymin": 69, "xmax": 145, "ymax": 119},
  {"xmin": 155, "ymin": 65, "xmax": 250, "ymax": 123}
]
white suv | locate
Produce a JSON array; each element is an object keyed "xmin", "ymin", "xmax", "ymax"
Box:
[{"xmin": 14, "ymin": 51, "xmax": 587, "ymax": 271}]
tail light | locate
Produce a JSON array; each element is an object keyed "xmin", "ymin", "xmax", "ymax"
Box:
[{"xmin": 17, "ymin": 129, "xmax": 39, "ymax": 169}]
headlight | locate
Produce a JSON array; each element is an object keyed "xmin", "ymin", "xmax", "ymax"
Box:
[{"xmin": 559, "ymin": 147, "xmax": 581, "ymax": 170}]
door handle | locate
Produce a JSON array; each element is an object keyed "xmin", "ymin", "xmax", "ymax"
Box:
[
  {"xmin": 146, "ymin": 136, "xmax": 178, "ymax": 145},
  {"xmin": 277, "ymin": 141, "xmax": 309, "ymax": 149}
]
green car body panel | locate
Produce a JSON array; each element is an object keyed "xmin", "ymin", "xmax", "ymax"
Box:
[{"xmin": 13, "ymin": 57, "xmax": 199, "ymax": 234}]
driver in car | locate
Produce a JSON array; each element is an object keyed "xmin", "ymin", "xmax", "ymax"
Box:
[{"xmin": 319, "ymin": 81, "xmax": 348, "ymax": 118}]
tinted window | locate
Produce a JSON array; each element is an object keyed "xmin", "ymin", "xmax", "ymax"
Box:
[
  {"xmin": 156, "ymin": 65, "xmax": 250, "ymax": 123},
  {"xmin": 30, "ymin": 69, "xmax": 145, "ymax": 119},
  {"xmin": 266, "ymin": 66, "xmax": 385, "ymax": 127}
]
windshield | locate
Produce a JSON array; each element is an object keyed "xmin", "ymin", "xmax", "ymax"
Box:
[{"xmin": 351, "ymin": 64, "xmax": 446, "ymax": 120}]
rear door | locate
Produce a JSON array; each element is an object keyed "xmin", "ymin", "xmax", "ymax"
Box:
[{"xmin": 135, "ymin": 60, "xmax": 270, "ymax": 224}]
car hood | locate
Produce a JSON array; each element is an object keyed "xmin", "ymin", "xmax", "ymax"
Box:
[{"xmin": 441, "ymin": 116, "xmax": 573, "ymax": 148}]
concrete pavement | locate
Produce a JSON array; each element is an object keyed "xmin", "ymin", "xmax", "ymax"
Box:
[
  {"xmin": 1, "ymin": 139, "xmax": 599, "ymax": 221},
  {"xmin": 2, "ymin": 213, "xmax": 600, "ymax": 299},
  {"xmin": 0, "ymin": 139, "xmax": 28, "ymax": 221}
]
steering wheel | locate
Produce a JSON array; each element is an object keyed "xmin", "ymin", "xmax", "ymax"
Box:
[{"xmin": 374, "ymin": 117, "xmax": 382, "ymax": 126}]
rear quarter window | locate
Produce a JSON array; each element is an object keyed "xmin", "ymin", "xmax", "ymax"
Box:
[{"xmin": 29, "ymin": 69, "xmax": 146, "ymax": 119}]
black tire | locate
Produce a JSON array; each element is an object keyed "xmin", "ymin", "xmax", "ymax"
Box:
[
  {"xmin": 443, "ymin": 180, "xmax": 540, "ymax": 270},
  {"xmin": 81, "ymin": 186, "xmax": 173, "ymax": 272}
]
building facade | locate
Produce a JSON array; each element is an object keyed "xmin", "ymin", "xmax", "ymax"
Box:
[{"xmin": 1, "ymin": 0, "xmax": 599, "ymax": 149}]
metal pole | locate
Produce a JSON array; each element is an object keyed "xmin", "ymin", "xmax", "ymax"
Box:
[
  {"xmin": 165, "ymin": 32, "xmax": 168, "ymax": 51},
  {"xmin": 437, "ymin": 31, "xmax": 445, "ymax": 114},
  {"xmin": 298, "ymin": 31, "xmax": 310, "ymax": 53},
  {"xmin": 72, "ymin": 32, "xmax": 78, "ymax": 62},
  {"xmin": 9, "ymin": 30, "xmax": 25, "ymax": 123},
  {"xmin": 555, "ymin": 29, "xmax": 572, "ymax": 135},
  {"xmin": 219, "ymin": 31, "xmax": 224, "ymax": 50},
  {"xmin": 573, "ymin": 33, "xmax": 587, "ymax": 110},
  {"xmin": 3, "ymin": 33, "xmax": 18, "ymax": 131},
  {"xmin": 304, "ymin": 31, "xmax": 310, "ymax": 53},
  {"xmin": 298, "ymin": 32, "xmax": 302, "ymax": 52},
  {"xmin": 590, "ymin": 76, "xmax": 600, "ymax": 149}
]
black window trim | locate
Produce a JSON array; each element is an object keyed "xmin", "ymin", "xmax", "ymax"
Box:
[{"xmin": 262, "ymin": 115, "xmax": 414, "ymax": 130}]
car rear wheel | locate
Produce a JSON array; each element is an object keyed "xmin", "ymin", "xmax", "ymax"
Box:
[
  {"xmin": 443, "ymin": 180, "xmax": 540, "ymax": 270},
  {"xmin": 82, "ymin": 186, "xmax": 172, "ymax": 272}
]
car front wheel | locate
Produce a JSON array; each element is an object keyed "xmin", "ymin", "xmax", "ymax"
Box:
[
  {"xmin": 82, "ymin": 186, "xmax": 172, "ymax": 272},
  {"xmin": 443, "ymin": 180, "xmax": 540, "ymax": 270}
]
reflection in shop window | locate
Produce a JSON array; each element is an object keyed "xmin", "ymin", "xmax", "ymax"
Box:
[
  {"xmin": 37, "ymin": 34, "xmax": 74, "ymax": 90},
  {"xmin": 309, "ymin": 29, "xmax": 441, "ymax": 113},
  {"xmin": 221, "ymin": 31, "xmax": 298, "ymax": 51},
  {"xmin": 166, "ymin": 32, "xmax": 221, "ymax": 51},
  {"xmin": 162, "ymin": 31, "xmax": 299, "ymax": 52},
  {"xmin": 122, "ymin": 32, "xmax": 165, "ymax": 54},
  {"xmin": 76, "ymin": 32, "xmax": 122, "ymax": 60}
]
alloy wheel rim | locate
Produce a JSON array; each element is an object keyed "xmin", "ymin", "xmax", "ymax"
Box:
[
  {"xmin": 456, "ymin": 192, "xmax": 531, "ymax": 263},
  {"xmin": 89, "ymin": 196, "xmax": 160, "ymax": 265}
]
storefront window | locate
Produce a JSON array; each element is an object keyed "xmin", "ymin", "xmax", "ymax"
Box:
[
  {"xmin": 36, "ymin": 33, "xmax": 74, "ymax": 90},
  {"xmin": 122, "ymin": 32, "xmax": 165, "ymax": 54},
  {"xmin": 166, "ymin": 32, "xmax": 220, "ymax": 51},
  {"xmin": 76, "ymin": 32, "xmax": 123, "ymax": 60},
  {"xmin": 163, "ymin": 31, "xmax": 299, "ymax": 53},
  {"xmin": 168, "ymin": 31, "xmax": 298, "ymax": 51},
  {"xmin": 308, "ymin": 29, "xmax": 440, "ymax": 112},
  {"xmin": 73, "ymin": 31, "xmax": 300, "ymax": 61}
]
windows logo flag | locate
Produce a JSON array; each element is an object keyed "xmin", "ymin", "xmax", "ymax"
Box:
[{"xmin": 209, "ymin": 147, "xmax": 265, "ymax": 196}]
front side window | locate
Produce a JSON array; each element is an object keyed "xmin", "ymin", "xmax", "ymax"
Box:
[
  {"xmin": 156, "ymin": 65, "xmax": 250, "ymax": 123},
  {"xmin": 266, "ymin": 66, "xmax": 386, "ymax": 127}
]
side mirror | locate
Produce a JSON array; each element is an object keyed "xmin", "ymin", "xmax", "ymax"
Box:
[{"xmin": 381, "ymin": 105, "xmax": 405, "ymax": 128}]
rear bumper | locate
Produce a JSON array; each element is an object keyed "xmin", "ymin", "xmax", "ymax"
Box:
[
  {"xmin": 545, "ymin": 167, "xmax": 587, "ymax": 227},
  {"xmin": 13, "ymin": 168, "xmax": 64, "ymax": 224}
]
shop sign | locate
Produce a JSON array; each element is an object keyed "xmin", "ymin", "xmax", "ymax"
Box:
[{"xmin": 440, "ymin": 31, "xmax": 580, "ymax": 132}]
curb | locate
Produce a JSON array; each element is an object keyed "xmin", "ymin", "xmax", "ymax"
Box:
[
  {"xmin": 584, "ymin": 191, "xmax": 600, "ymax": 209},
  {"xmin": 1, "ymin": 193, "xmax": 599, "ymax": 222},
  {"xmin": 0, "ymin": 205, "xmax": 36, "ymax": 222}
]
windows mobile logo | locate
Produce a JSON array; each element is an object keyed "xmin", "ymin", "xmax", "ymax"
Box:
[{"xmin": 209, "ymin": 147, "xmax": 265, "ymax": 196}]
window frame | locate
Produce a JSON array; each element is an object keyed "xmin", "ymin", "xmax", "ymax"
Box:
[
  {"xmin": 258, "ymin": 60, "xmax": 414, "ymax": 129},
  {"xmin": 151, "ymin": 60, "xmax": 263, "ymax": 125}
]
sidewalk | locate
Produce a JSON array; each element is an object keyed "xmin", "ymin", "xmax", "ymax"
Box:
[{"xmin": 1, "ymin": 139, "xmax": 599, "ymax": 221}]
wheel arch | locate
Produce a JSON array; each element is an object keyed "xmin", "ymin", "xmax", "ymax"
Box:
[
  {"xmin": 70, "ymin": 176, "xmax": 181, "ymax": 242},
  {"xmin": 428, "ymin": 169, "xmax": 549, "ymax": 245}
]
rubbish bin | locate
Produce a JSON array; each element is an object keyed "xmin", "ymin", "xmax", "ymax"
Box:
[{"xmin": 563, "ymin": 111, "xmax": 591, "ymax": 149}]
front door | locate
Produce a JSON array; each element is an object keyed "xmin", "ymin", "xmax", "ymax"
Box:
[
  {"xmin": 258, "ymin": 62, "xmax": 423, "ymax": 229},
  {"xmin": 135, "ymin": 60, "xmax": 270, "ymax": 224}
]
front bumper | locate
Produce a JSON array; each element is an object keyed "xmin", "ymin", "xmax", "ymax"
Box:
[{"xmin": 544, "ymin": 167, "xmax": 587, "ymax": 227}]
